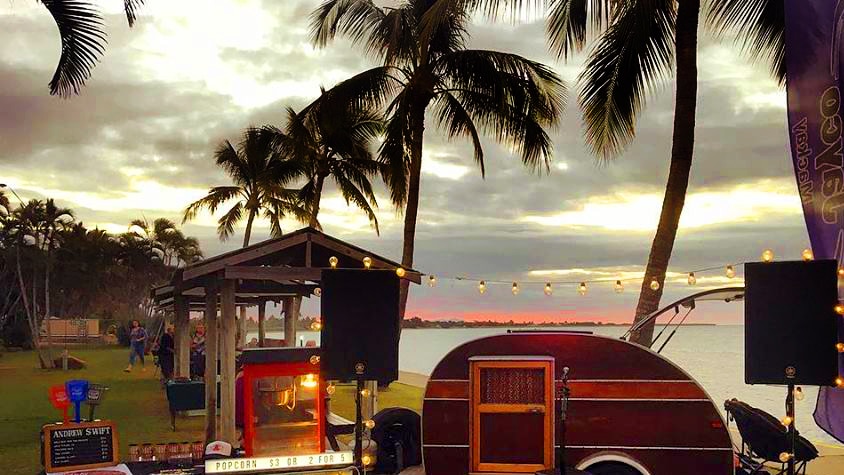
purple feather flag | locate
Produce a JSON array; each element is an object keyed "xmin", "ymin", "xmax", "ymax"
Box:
[{"xmin": 785, "ymin": 0, "xmax": 844, "ymax": 443}]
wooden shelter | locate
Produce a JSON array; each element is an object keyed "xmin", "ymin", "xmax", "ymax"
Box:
[{"xmin": 151, "ymin": 227, "xmax": 419, "ymax": 446}]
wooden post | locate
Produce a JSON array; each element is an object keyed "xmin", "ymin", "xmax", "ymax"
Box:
[
  {"xmin": 204, "ymin": 282, "xmax": 218, "ymax": 443},
  {"xmin": 174, "ymin": 296, "xmax": 190, "ymax": 378},
  {"xmin": 238, "ymin": 305, "xmax": 247, "ymax": 348},
  {"xmin": 220, "ymin": 279, "xmax": 237, "ymax": 445},
  {"xmin": 283, "ymin": 297, "xmax": 299, "ymax": 347},
  {"xmin": 257, "ymin": 301, "xmax": 266, "ymax": 348}
]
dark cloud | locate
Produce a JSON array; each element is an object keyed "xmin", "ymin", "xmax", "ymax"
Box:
[{"xmin": 0, "ymin": 1, "xmax": 807, "ymax": 323}]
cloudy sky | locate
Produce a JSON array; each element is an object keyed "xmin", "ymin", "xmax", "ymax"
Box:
[{"xmin": 0, "ymin": 1, "xmax": 810, "ymax": 324}]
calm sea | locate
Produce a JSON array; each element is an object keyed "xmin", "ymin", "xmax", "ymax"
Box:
[{"xmin": 250, "ymin": 325, "xmax": 840, "ymax": 444}]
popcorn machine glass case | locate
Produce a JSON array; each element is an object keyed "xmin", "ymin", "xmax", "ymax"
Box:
[{"xmin": 241, "ymin": 347, "xmax": 325, "ymax": 457}]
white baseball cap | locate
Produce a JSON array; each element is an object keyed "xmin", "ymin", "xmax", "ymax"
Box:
[{"xmin": 204, "ymin": 441, "xmax": 233, "ymax": 459}]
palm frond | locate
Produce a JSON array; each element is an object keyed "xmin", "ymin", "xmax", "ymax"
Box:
[
  {"xmin": 183, "ymin": 186, "xmax": 243, "ymax": 222},
  {"xmin": 322, "ymin": 66, "xmax": 403, "ymax": 112},
  {"xmin": 310, "ymin": 0, "xmax": 386, "ymax": 48},
  {"xmin": 41, "ymin": 0, "xmax": 107, "ymax": 97},
  {"xmin": 334, "ymin": 173, "xmax": 380, "ymax": 235},
  {"xmin": 579, "ymin": 0, "xmax": 676, "ymax": 160},
  {"xmin": 379, "ymin": 92, "xmax": 412, "ymax": 207},
  {"xmin": 433, "ymin": 91, "xmax": 486, "ymax": 176},
  {"xmin": 547, "ymin": 0, "xmax": 617, "ymax": 58},
  {"xmin": 123, "ymin": 0, "xmax": 146, "ymax": 27},
  {"xmin": 217, "ymin": 202, "xmax": 244, "ymax": 242},
  {"xmin": 707, "ymin": 0, "xmax": 785, "ymax": 85},
  {"xmin": 214, "ymin": 140, "xmax": 250, "ymax": 185}
]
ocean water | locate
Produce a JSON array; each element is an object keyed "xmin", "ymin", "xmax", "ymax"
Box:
[{"xmin": 250, "ymin": 325, "xmax": 841, "ymax": 445}]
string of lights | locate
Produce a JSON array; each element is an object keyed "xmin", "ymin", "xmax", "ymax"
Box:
[{"xmin": 316, "ymin": 247, "xmax": 844, "ymax": 390}]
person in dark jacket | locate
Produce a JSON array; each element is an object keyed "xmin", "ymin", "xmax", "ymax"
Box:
[{"xmin": 158, "ymin": 325, "xmax": 175, "ymax": 380}]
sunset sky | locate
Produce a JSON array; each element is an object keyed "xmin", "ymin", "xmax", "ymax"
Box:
[{"xmin": 0, "ymin": 1, "xmax": 811, "ymax": 324}]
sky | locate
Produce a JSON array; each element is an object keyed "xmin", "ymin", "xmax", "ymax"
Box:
[{"xmin": 0, "ymin": 1, "xmax": 812, "ymax": 325}]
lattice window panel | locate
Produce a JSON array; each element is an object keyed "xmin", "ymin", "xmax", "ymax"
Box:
[{"xmin": 479, "ymin": 367, "xmax": 545, "ymax": 404}]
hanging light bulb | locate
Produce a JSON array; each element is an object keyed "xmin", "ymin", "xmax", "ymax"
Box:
[
  {"xmin": 314, "ymin": 287, "xmax": 322, "ymax": 297},
  {"xmin": 361, "ymin": 455, "xmax": 374, "ymax": 467},
  {"xmin": 650, "ymin": 279, "xmax": 660, "ymax": 291},
  {"xmin": 364, "ymin": 419, "xmax": 376, "ymax": 430},
  {"xmin": 578, "ymin": 282, "xmax": 587, "ymax": 296},
  {"xmin": 329, "ymin": 256, "xmax": 339, "ymax": 269},
  {"xmin": 311, "ymin": 321, "xmax": 323, "ymax": 331},
  {"xmin": 479, "ymin": 280, "xmax": 486, "ymax": 294},
  {"xmin": 326, "ymin": 383, "xmax": 336, "ymax": 395},
  {"xmin": 836, "ymin": 377, "xmax": 844, "ymax": 388},
  {"xmin": 512, "ymin": 282, "xmax": 520, "ymax": 295},
  {"xmin": 838, "ymin": 267, "xmax": 844, "ymax": 278},
  {"xmin": 801, "ymin": 248, "xmax": 814, "ymax": 261},
  {"xmin": 794, "ymin": 386, "xmax": 805, "ymax": 401},
  {"xmin": 835, "ymin": 303, "xmax": 844, "ymax": 315},
  {"xmin": 761, "ymin": 249, "xmax": 774, "ymax": 263},
  {"xmin": 780, "ymin": 415, "xmax": 793, "ymax": 427},
  {"xmin": 428, "ymin": 275, "xmax": 437, "ymax": 287},
  {"xmin": 396, "ymin": 267, "xmax": 406, "ymax": 278},
  {"xmin": 363, "ymin": 256, "xmax": 372, "ymax": 269},
  {"xmin": 544, "ymin": 283, "xmax": 553, "ymax": 296},
  {"xmin": 726, "ymin": 265, "xmax": 736, "ymax": 279},
  {"xmin": 779, "ymin": 452, "xmax": 793, "ymax": 463},
  {"xmin": 309, "ymin": 355, "xmax": 320, "ymax": 365},
  {"xmin": 688, "ymin": 272, "xmax": 697, "ymax": 285},
  {"xmin": 614, "ymin": 280, "xmax": 624, "ymax": 293},
  {"xmin": 360, "ymin": 388, "xmax": 372, "ymax": 397},
  {"xmin": 837, "ymin": 342, "xmax": 844, "ymax": 353}
]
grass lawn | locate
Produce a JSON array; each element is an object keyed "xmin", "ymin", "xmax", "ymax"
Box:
[{"xmin": 0, "ymin": 347, "xmax": 423, "ymax": 475}]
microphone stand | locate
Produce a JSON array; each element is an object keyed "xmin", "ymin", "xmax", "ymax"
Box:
[{"xmin": 557, "ymin": 367, "xmax": 571, "ymax": 472}]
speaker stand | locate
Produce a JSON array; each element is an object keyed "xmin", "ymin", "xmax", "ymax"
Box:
[
  {"xmin": 785, "ymin": 383, "xmax": 796, "ymax": 475},
  {"xmin": 354, "ymin": 376, "xmax": 364, "ymax": 469}
]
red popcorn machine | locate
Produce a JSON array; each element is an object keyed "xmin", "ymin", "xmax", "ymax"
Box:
[{"xmin": 240, "ymin": 347, "xmax": 326, "ymax": 457}]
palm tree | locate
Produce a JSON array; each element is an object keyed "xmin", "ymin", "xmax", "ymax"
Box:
[
  {"xmin": 184, "ymin": 128, "xmax": 310, "ymax": 247},
  {"xmin": 311, "ymin": 0, "xmax": 566, "ymax": 320},
  {"xmin": 535, "ymin": 0, "xmax": 785, "ymax": 346},
  {"xmin": 266, "ymin": 95, "xmax": 385, "ymax": 233},
  {"xmin": 38, "ymin": 199, "xmax": 74, "ymax": 355},
  {"xmin": 129, "ymin": 217, "xmax": 179, "ymax": 265},
  {"xmin": 31, "ymin": 0, "xmax": 146, "ymax": 97}
]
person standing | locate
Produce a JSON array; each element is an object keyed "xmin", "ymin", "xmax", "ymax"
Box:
[
  {"xmin": 158, "ymin": 325, "xmax": 175, "ymax": 380},
  {"xmin": 190, "ymin": 322, "xmax": 207, "ymax": 378},
  {"xmin": 124, "ymin": 320, "xmax": 147, "ymax": 372}
]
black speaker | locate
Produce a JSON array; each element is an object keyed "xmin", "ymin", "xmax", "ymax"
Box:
[
  {"xmin": 320, "ymin": 269, "xmax": 400, "ymax": 381},
  {"xmin": 744, "ymin": 259, "xmax": 839, "ymax": 385}
]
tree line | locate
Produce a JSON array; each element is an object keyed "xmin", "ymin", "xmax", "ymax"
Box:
[
  {"xmin": 0, "ymin": 194, "xmax": 202, "ymax": 368},
  {"xmin": 23, "ymin": 0, "xmax": 783, "ymax": 347}
]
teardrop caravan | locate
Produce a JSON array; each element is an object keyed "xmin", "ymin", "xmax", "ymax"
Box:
[{"xmin": 421, "ymin": 331, "xmax": 733, "ymax": 475}]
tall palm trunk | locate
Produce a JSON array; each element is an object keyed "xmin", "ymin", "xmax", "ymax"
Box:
[
  {"xmin": 243, "ymin": 208, "xmax": 257, "ymax": 247},
  {"xmin": 16, "ymin": 247, "xmax": 48, "ymax": 368},
  {"xmin": 309, "ymin": 174, "xmax": 327, "ymax": 228},
  {"xmin": 45, "ymin": 249, "xmax": 53, "ymax": 360},
  {"xmin": 629, "ymin": 0, "xmax": 700, "ymax": 347},
  {"xmin": 398, "ymin": 106, "xmax": 426, "ymax": 322}
]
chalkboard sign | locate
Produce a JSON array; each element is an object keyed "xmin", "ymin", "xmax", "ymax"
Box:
[{"xmin": 43, "ymin": 421, "xmax": 119, "ymax": 472}]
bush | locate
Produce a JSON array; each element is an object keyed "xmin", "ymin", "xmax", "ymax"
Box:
[{"xmin": 1, "ymin": 314, "xmax": 33, "ymax": 349}]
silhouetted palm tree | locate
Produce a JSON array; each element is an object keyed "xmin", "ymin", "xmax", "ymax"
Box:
[
  {"xmin": 33, "ymin": 0, "xmax": 146, "ymax": 96},
  {"xmin": 536, "ymin": 0, "xmax": 785, "ymax": 345},
  {"xmin": 311, "ymin": 0, "xmax": 565, "ymax": 320},
  {"xmin": 183, "ymin": 128, "xmax": 310, "ymax": 247},
  {"xmin": 265, "ymin": 95, "xmax": 385, "ymax": 233}
]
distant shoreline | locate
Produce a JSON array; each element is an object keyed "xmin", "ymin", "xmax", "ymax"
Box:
[{"xmin": 246, "ymin": 320, "xmax": 721, "ymax": 331}]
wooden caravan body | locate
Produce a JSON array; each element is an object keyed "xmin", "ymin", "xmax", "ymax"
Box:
[{"xmin": 422, "ymin": 332, "xmax": 733, "ymax": 475}]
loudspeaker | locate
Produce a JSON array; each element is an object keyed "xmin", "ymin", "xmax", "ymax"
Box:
[
  {"xmin": 320, "ymin": 269, "xmax": 400, "ymax": 381},
  {"xmin": 744, "ymin": 259, "xmax": 839, "ymax": 385}
]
